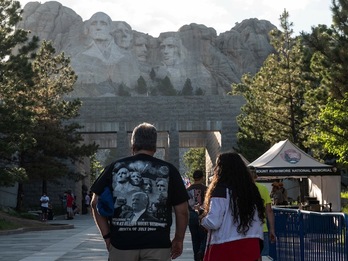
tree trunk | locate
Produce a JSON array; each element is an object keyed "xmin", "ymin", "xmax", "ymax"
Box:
[
  {"xmin": 42, "ymin": 179, "xmax": 47, "ymax": 194},
  {"xmin": 15, "ymin": 182, "xmax": 24, "ymax": 211}
]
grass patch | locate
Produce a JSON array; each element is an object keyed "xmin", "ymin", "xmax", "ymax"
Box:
[
  {"xmin": 0, "ymin": 209, "xmax": 44, "ymax": 231},
  {"xmin": 18, "ymin": 212, "xmax": 37, "ymax": 220},
  {"xmin": 0, "ymin": 218, "xmax": 20, "ymax": 230},
  {"xmin": 3, "ymin": 208, "xmax": 37, "ymax": 220}
]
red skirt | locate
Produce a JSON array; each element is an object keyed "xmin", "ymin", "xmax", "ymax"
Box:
[{"xmin": 204, "ymin": 238, "xmax": 260, "ymax": 261}]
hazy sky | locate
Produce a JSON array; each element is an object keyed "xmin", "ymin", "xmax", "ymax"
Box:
[{"xmin": 18, "ymin": 0, "xmax": 332, "ymax": 37}]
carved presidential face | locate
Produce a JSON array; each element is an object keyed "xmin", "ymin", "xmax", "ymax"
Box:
[
  {"xmin": 115, "ymin": 167, "xmax": 130, "ymax": 183},
  {"xmin": 160, "ymin": 36, "xmax": 180, "ymax": 66},
  {"xmin": 134, "ymin": 36, "xmax": 148, "ymax": 62},
  {"xmin": 115, "ymin": 22, "xmax": 133, "ymax": 49},
  {"xmin": 88, "ymin": 12, "xmax": 112, "ymax": 41},
  {"xmin": 156, "ymin": 179, "xmax": 167, "ymax": 193},
  {"xmin": 130, "ymin": 171, "xmax": 142, "ymax": 186},
  {"xmin": 142, "ymin": 178, "xmax": 153, "ymax": 193}
]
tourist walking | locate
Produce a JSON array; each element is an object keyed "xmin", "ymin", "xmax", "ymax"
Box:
[
  {"xmin": 200, "ymin": 152, "xmax": 265, "ymax": 261},
  {"xmin": 187, "ymin": 170, "xmax": 207, "ymax": 261},
  {"xmin": 249, "ymin": 166, "xmax": 276, "ymax": 259},
  {"xmin": 39, "ymin": 193, "xmax": 50, "ymax": 221},
  {"xmin": 90, "ymin": 122, "xmax": 189, "ymax": 261},
  {"xmin": 66, "ymin": 189, "xmax": 74, "ymax": 219}
]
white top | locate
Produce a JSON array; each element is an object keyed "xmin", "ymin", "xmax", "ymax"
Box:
[
  {"xmin": 201, "ymin": 187, "xmax": 263, "ymax": 245},
  {"xmin": 40, "ymin": 195, "xmax": 49, "ymax": 208}
]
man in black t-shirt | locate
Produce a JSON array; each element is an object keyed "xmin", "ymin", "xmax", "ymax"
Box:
[
  {"xmin": 90, "ymin": 122, "xmax": 189, "ymax": 261},
  {"xmin": 187, "ymin": 170, "xmax": 208, "ymax": 261}
]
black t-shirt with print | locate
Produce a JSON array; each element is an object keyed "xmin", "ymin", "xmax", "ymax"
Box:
[
  {"xmin": 91, "ymin": 153, "xmax": 189, "ymax": 250},
  {"xmin": 187, "ymin": 183, "xmax": 207, "ymax": 211}
]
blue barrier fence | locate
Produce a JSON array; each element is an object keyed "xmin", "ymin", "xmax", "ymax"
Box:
[{"xmin": 269, "ymin": 208, "xmax": 348, "ymax": 260}]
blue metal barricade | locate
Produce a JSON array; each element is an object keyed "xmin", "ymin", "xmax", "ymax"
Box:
[
  {"xmin": 270, "ymin": 208, "xmax": 302, "ymax": 260},
  {"xmin": 270, "ymin": 208, "xmax": 348, "ymax": 261}
]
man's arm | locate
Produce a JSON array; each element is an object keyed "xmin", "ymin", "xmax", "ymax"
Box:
[
  {"xmin": 171, "ymin": 201, "xmax": 189, "ymax": 259},
  {"xmin": 91, "ymin": 193, "xmax": 112, "ymax": 250},
  {"xmin": 265, "ymin": 203, "xmax": 276, "ymax": 242}
]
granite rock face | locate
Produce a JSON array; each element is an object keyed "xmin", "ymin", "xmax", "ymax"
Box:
[{"xmin": 17, "ymin": 1, "xmax": 277, "ymax": 97}]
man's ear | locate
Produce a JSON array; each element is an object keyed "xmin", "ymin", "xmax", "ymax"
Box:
[{"xmin": 131, "ymin": 144, "xmax": 136, "ymax": 155}]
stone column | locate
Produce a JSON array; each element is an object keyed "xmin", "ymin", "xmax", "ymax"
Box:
[
  {"xmin": 116, "ymin": 130, "xmax": 129, "ymax": 159},
  {"xmin": 221, "ymin": 125, "xmax": 235, "ymax": 152},
  {"xmin": 165, "ymin": 129, "xmax": 180, "ymax": 170},
  {"xmin": 205, "ymin": 131, "xmax": 221, "ymax": 171}
]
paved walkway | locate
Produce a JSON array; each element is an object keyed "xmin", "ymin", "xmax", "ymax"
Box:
[
  {"xmin": 0, "ymin": 214, "xmax": 194, "ymax": 261},
  {"xmin": 0, "ymin": 214, "xmax": 272, "ymax": 261}
]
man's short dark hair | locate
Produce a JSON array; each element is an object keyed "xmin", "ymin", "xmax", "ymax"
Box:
[
  {"xmin": 131, "ymin": 122, "xmax": 157, "ymax": 152},
  {"xmin": 193, "ymin": 170, "xmax": 204, "ymax": 180}
]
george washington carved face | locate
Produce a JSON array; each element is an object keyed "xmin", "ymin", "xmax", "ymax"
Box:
[{"xmin": 87, "ymin": 12, "xmax": 113, "ymax": 42}]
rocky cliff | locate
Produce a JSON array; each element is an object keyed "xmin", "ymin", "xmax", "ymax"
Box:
[{"xmin": 17, "ymin": 1, "xmax": 277, "ymax": 97}]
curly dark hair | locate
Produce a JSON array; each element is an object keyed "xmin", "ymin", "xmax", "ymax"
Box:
[{"xmin": 203, "ymin": 152, "xmax": 265, "ymax": 234}]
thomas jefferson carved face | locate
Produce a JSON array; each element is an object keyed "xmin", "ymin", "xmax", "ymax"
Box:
[
  {"xmin": 134, "ymin": 35, "xmax": 148, "ymax": 62},
  {"xmin": 130, "ymin": 171, "xmax": 142, "ymax": 186},
  {"xmin": 115, "ymin": 22, "xmax": 133, "ymax": 49}
]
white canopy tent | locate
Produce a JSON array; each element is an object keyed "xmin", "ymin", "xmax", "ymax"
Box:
[{"xmin": 248, "ymin": 139, "xmax": 341, "ymax": 211}]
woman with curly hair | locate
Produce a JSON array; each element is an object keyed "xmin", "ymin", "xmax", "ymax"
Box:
[{"xmin": 200, "ymin": 152, "xmax": 265, "ymax": 261}]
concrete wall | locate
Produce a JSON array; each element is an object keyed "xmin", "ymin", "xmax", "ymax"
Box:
[
  {"xmin": 74, "ymin": 95, "xmax": 244, "ymax": 169},
  {"xmin": 0, "ymin": 185, "xmax": 18, "ymax": 208}
]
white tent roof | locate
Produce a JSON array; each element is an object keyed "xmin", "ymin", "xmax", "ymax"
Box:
[
  {"xmin": 248, "ymin": 139, "xmax": 336, "ymax": 177},
  {"xmin": 239, "ymin": 153, "xmax": 250, "ymax": 166}
]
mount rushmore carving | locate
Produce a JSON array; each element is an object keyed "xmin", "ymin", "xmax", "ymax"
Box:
[{"xmin": 17, "ymin": 1, "xmax": 277, "ymax": 97}]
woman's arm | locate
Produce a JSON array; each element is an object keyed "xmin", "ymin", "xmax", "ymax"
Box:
[{"xmin": 201, "ymin": 197, "xmax": 226, "ymax": 230}]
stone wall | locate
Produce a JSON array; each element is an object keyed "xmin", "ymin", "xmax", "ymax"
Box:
[
  {"xmin": 73, "ymin": 95, "xmax": 244, "ymax": 168},
  {"xmin": 0, "ymin": 185, "xmax": 18, "ymax": 208},
  {"xmin": 75, "ymin": 95, "xmax": 243, "ymax": 135}
]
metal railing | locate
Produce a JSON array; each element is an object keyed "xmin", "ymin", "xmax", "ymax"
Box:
[{"xmin": 269, "ymin": 208, "xmax": 348, "ymax": 260}]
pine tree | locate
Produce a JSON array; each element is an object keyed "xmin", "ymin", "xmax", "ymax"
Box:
[
  {"xmin": 149, "ymin": 68, "xmax": 156, "ymax": 81},
  {"xmin": 0, "ymin": 27, "xmax": 98, "ymax": 207},
  {"xmin": 303, "ymin": 0, "xmax": 348, "ymax": 164},
  {"xmin": 135, "ymin": 76, "xmax": 148, "ymax": 94},
  {"xmin": 195, "ymin": 88, "xmax": 204, "ymax": 96},
  {"xmin": 21, "ymin": 41, "xmax": 98, "ymax": 185},
  {"xmin": 157, "ymin": 76, "xmax": 177, "ymax": 96},
  {"xmin": 118, "ymin": 82, "xmax": 131, "ymax": 96},
  {"xmin": 0, "ymin": 0, "xmax": 39, "ymax": 186},
  {"xmin": 180, "ymin": 78, "xmax": 193, "ymax": 96},
  {"xmin": 231, "ymin": 10, "xmax": 313, "ymax": 158}
]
